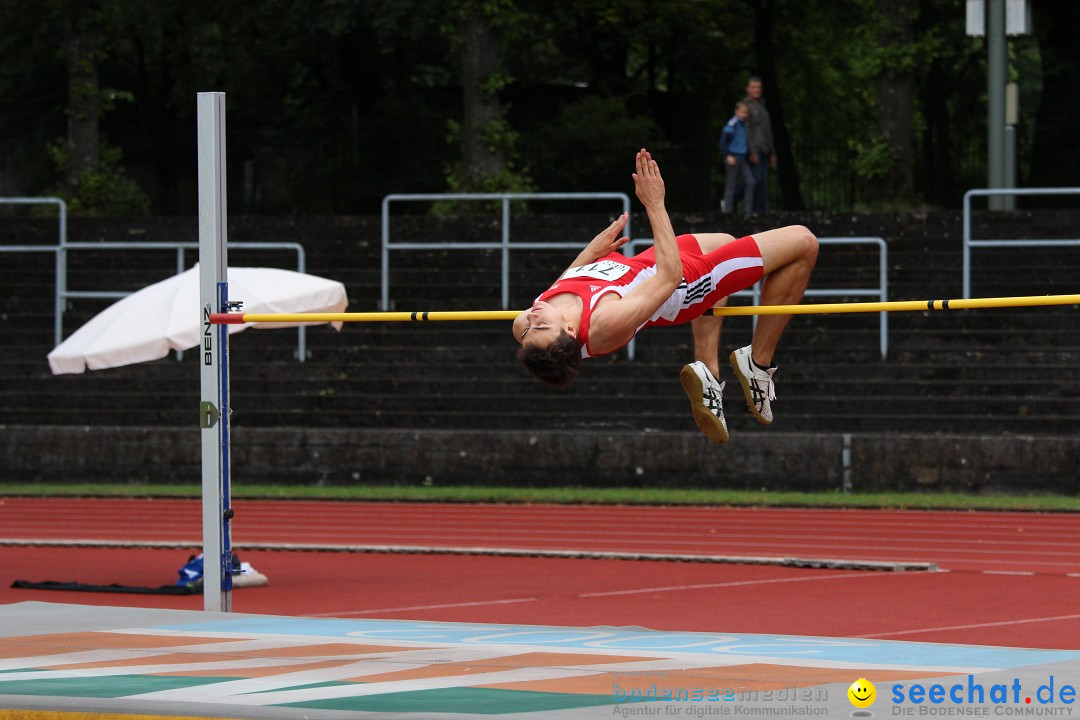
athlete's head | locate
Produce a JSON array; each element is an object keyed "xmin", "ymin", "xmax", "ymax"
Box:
[
  {"xmin": 516, "ymin": 330, "xmax": 582, "ymax": 387},
  {"xmin": 513, "ymin": 301, "xmax": 582, "ymax": 387}
]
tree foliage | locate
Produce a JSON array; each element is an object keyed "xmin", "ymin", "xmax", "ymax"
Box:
[{"xmin": 0, "ymin": 0, "xmax": 1075, "ymax": 214}]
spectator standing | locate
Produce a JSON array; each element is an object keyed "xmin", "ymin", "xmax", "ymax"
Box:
[
  {"xmin": 720, "ymin": 101, "xmax": 755, "ymax": 214},
  {"xmin": 743, "ymin": 75, "xmax": 777, "ymax": 213}
]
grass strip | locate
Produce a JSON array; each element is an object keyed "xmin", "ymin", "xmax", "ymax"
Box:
[{"xmin": 1, "ymin": 483, "xmax": 1077, "ymax": 511}]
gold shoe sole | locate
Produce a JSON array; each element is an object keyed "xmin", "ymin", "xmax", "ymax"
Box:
[{"xmin": 679, "ymin": 365, "xmax": 729, "ymax": 445}]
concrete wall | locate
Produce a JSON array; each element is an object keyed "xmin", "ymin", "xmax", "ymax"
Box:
[{"xmin": 4, "ymin": 425, "xmax": 1076, "ymax": 492}]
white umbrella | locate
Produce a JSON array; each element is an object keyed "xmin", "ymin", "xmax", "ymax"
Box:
[{"xmin": 47, "ymin": 266, "xmax": 348, "ymax": 375}]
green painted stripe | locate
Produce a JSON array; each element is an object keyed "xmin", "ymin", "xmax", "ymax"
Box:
[
  {"xmin": 0, "ymin": 674, "xmax": 241, "ymax": 698},
  {"xmin": 244, "ymin": 679, "xmax": 347, "ymax": 694},
  {"xmin": 280, "ymin": 686, "xmax": 613, "ymax": 714}
]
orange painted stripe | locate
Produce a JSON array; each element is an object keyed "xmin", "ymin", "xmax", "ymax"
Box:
[
  {"xmin": 212, "ymin": 642, "xmax": 428, "ymax": 658},
  {"xmin": 156, "ymin": 658, "xmax": 359, "ymax": 678},
  {"xmin": 41, "ymin": 642, "xmax": 420, "ymax": 671},
  {"xmin": 0, "ymin": 632, "xmax": 238, "ymax": 659},
  {"xmin": 0, "ymin": 712, "xmax": 242, "ymax": 720},
  {"xmin": 342, "ymin": 651, "xmax": 650, "ymax": 683}
]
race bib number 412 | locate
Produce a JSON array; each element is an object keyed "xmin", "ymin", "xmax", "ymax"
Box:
[{"xmin": 562, "ymin": 259, "xmax": 632, "ymax": 281}]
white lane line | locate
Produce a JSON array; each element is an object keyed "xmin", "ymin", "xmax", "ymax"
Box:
[
  {"xmin": 854, "ymin": 613, "xmax": 1080, "ymax": 639},
  {"xmin": 308, "ymin": 570, "xmax": 932, "ymax": 616},
  {"xmin": 308, "ymin": 596, "xmax": 539, "ymax": 617},
  {"xmin": 576, "ymin": 570, "xmax": 923, "ymax": 598},
  {"xmin": 981, "ymin": 570, "xmax": 1035, "ymax": 576}
]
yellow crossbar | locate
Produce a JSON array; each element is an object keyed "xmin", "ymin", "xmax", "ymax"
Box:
[
  {"xmin": 711, "ymin": 293, "xmax": 1080, "ymax": 316},
  {"xmin": 213, "ymin": 310, "xmax": 522, "ymax": 323},
  {"xmin": 210, "ymin": 293, "xmax": 1080, "ymax": 324}
]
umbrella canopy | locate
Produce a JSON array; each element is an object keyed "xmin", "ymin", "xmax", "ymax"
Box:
[{"xmin": 47, "ymin": 266, "xmax": 348, "ymax": 374}]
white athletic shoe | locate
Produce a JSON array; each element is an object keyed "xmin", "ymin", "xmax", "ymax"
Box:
[
  {"xmin": 679, "ymin": 361, "xmax": 729, "ymax": 445},
  {"xmin": 232, "ymin": 561, "xmax": 269, "ymax": 588},
  {"xmin": 729, "ymin": 345, "xmax": 776, "ymax": 425}
]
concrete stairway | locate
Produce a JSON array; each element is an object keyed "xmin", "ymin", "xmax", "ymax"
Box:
[{"xmin": 2, "ymin": 210, "xmax": 1078, "ymax": 487}]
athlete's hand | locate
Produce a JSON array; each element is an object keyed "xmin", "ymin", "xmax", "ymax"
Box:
[
  {"xmin": 632, "ymin": 148, "xmax": 665, "ymax": 208},
  {"xmin": 584, "ymin": 212, "xmax": 629, "ymax": 256},
  {"xmin": 566, "ymin": 213, "xmax": 629, "ymax": 269}
]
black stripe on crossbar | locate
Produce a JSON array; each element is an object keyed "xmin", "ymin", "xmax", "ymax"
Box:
[
  {"xmin": 942, "ymin": 299, "xmax": 950, "ymax": 310},
  {"xmin": 928, "ymin": 300, "xmax": 934, "ymax": 310}
]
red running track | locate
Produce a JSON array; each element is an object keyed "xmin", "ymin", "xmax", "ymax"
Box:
[
  {"xmin": 2, "ymin": 498, "xmax": 1078, "ymax": 574},
  {"xmin": 2, "ymin": 498, "xmax": 1079, "ymax": 649}
]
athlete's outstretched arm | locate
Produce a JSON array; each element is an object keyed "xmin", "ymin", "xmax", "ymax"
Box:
[
  {"xmin": 585, "ymin": 149, "xmax": 684, "ymax": 353},
  {"xmin": 557, "ymin": 212, "xmax": 630, "ymax": 279},
  {"xmin": 633, "ymin": 148, "xmax": 680, "ymax": 284}
]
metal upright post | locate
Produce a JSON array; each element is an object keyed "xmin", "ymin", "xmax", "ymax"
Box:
[
  {"xmin": 1003, "ymin": 82, "xmax": 1019, "ymax": 211},
  {"xmin": 987, "ymin": 0, "xmax": 1007, "ymax": 210},
  {"xmin": 197, "ymin": 92, "xmax": 233, "ymax": 612}
]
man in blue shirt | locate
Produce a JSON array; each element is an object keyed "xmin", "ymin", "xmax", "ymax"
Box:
[{"xmin": 720, "ymin": 101, "xmax": 755, "ymax": 214}]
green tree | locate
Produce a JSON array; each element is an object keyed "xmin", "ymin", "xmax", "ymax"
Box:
[
  {"xmin": 744, "ymin": 0, "xmax": 804, "ymax": 209},
  {"xmin": 50, "ymin": 0, "xmax": 149, "ymax": 214},
  {"xmin": 1, "ymin": 0, "xmax": 1075, "ymax": 214},
  {"xmin": 0, "ymin": 1, "xmax": 66, "ymax": 195},
  {"xmin": 1028, "ymin": 0, "xmax": 1080, "ymax": 189},
  {"xmin": 57, "ymin": 0, "xmax": 102, "ymax": 189},
  {"xmin": 844, "ymin": 0, "xmax": 923, "ymax": 206},
  {"xmin": 443, "ymin": 0, "xmax": 532, "ymax": 195}
]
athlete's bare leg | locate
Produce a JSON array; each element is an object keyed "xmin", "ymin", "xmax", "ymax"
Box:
[
  {"xmin": 680, "ymin": 232, "xmax": 742, "ymax": 444},
  {"xmin": 688, "ymin": 232, "xmax": 738, "ymax": 376},
  {"xmin": 747, "ymin": 225, "xmax": 818, "ymax": 366},
  {"xmin": 691, "ymin": 297, "xmax": 727, "ymax": 378}
]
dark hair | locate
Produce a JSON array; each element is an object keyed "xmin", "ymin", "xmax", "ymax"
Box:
[{"xmin": 516, "ymin": 330, "xmax": 583, "ymax": 388}]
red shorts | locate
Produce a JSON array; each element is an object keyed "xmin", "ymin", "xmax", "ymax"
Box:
[{"xmin": 631, "ymin": 234, "xmax": 764, "ymax": 326}]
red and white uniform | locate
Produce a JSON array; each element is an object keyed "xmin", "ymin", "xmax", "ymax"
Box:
[{"xmin": 536, "ymin": 234, "xmax": 764, "ymax": 358}]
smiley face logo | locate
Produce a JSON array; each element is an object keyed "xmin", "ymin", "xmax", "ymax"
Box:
[{"xmin": 847, "ymin": 678, "xmax": 876, "ymax": 708}]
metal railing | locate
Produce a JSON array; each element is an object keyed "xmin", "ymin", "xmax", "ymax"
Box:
[
  {"xmin": 1, "ymin": 197, "xmax": 311, "ymax": 360},
  {"xmin": 624, "ymin": 236, "xmax": 889, "ymax": 360},
  {"xmin": 963, "ymin": 187, "xmax": 1080, "ymax": 298},
  {"xmin": 0, "ymin": 197, "xmax": 68, "ymax": 346},
  {"xmin": 380, "ymin": 192, "xmax": 631, "ymax": 310}
]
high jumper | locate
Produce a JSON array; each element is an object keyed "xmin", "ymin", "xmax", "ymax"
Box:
[{"xmin": 513, "ymin": 148, "xmax": 819, "ymax": 444}]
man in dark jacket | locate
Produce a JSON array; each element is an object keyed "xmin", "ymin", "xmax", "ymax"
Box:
[{"xmin": 743, "ymin": 75, "xmax": 776, "ymax": 213}]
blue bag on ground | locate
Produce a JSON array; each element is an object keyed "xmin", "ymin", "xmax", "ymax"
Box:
[{"xmin": 176, "ymin": 553, "xmax": 204, "ymax": 589}]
